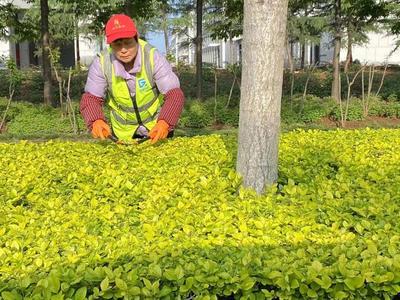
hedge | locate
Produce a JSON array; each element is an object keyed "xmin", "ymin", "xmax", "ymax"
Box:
[{"xmin": 1, "ymin": 130, "xmax": 400, "ymax": 299}]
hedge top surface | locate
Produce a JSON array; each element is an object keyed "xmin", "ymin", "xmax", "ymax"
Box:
[{"xmin": 1, "ymin": 130, "xmax": 400, "ymax": 299}]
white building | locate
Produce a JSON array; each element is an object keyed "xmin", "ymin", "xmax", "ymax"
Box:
[
  {"xmin": 170, "ymin": 29, "xmax": 400, "ymax": 69},
  {"xmin": 0, "ymin": 0, "xmax": 101, "ymax": 69},
  {"xmin": 319, "ymin": 32, "xmax": 400, "ymax": 65}
]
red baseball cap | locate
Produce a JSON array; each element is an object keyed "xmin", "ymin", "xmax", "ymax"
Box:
[{"xmin": 105, "ymin": 14, "xmax": 138, "ymax": 44}]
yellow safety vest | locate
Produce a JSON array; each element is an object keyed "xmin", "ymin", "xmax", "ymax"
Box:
[{"xmin": 99, "ymin": 39, "xmax": 164, "ymax": 141}]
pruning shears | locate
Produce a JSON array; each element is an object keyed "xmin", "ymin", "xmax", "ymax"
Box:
[{"xmin": 108, "ymin": 135, "xmax": 150, "ymax": 145}]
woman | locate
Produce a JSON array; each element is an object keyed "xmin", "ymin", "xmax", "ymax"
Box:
[{"xmin": 80, "ymin": 14, "xmax": 185, "ymax": 144}]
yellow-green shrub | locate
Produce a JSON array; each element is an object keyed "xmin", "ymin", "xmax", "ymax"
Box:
[{"xmin": 1, "ymin": 130, "xmax": 400, "ymax": 299}]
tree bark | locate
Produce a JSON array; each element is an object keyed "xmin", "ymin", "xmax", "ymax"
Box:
[
  {"xmin": 286, "ymin": 38, "xmax": 294, "ymax": 73},
  {"xmin": 75, "ymin": 17, "xmax": 81, "ymax": 71},
  {"xmin": 300, "ymin": 6, "xmax": 308, "ymax": 69},
  {"xmin": 237, "ymin": 0, "xmax": 288, "ymax": 194},
  {"xmin": 40, "ymin": 0, "xmax": 52, "ymax": 106},
  {"xmin": 344, "ymin": 24, "xmax": 353, "ymax": 73},
  {"xmin": 331, "ymin": 0, "xmax": 342, "ymax": 103},
  {"xmin": 124, "ymin": 0, "xmax": 133, "ymax": 17},
  {"xmin": 286, "ymin": 38, "xmax": 295, "ymax": 100},
  {"xmin": 196, "ymin": 0, "xmax": 203, "ymax": 100},
  {"xmin": 162, "ymin": 12, "xmax": 169, "ymax": 55},
  {"xmin": 300, "ymin": 43, "xmax": 305, "ymax": 69}
]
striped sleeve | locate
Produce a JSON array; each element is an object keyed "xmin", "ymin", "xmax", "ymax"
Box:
[
  {"xmin": 158, "ymin": 88, "xmax": 185, "ymax": 128},
  {"xmin": 79, "ymin": 92, "xmax": 106, "ymax": 130}
]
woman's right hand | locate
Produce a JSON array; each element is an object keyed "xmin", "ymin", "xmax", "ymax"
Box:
[{"xmin": 92, "ymin": 119, "xmax": 111, "ymax": 139}]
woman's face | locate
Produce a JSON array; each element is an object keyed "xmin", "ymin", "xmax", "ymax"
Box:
[{"xmin": 111, "ymin": 38, "xmax": 138, "ymax": 64}]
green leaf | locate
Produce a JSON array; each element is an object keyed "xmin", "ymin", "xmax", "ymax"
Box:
[
  {"xmin": 344, "ymin": 276, "xmax": 364, "ymax": 290},
  {"xmin": 334, "ymin": 291, "xmax": 348, "ymax": 299},
  {"xmin": 148, "ymin": 264, "xmax": 162, "ymax": 278},
  {"xmin": 143, "ymin": 278, "xmax": 152, "ymax": 290},
  {"xmin": 115, "ymin": 278, "xmax": 128, "ymax": 290},
  {"xmin": 267, "ymin": 271, "xmax": 282, "ymax": 279},
  {"xmin": 311, "ymin": 261, "xmax": 323, "ymax": 272},
  {"xmin": 164, "ymin": 266, "xmax": 184, "ymax": 281},
  {"xmin": 175, "ymin": 265, "xmax": 185, "ymax": 280},
  {"xmin": 307, "ymin": 289, "xmax": 318, "ymax": 298},
  {"xmin": 314, "ymin": 275, "xmax": 332, "ymax": 290},
  {"xmin": 100, "ymin": 277, "xmax": 110, "ymax": 291},
  {"xmin": 48, "ymin": 274, "xmax": 60, "ymax": 293},
  {"xmin": 159, "ymin": 285, "xmax": 172, "ymax": 297},
  {"xmin": 241, "ymin": 278, "xmax": 255, "ymax": 290},
  {"xmin": 290, "ymin": 279, "xmax": 299, "ymax": 289},
  {"xmin": 164, "ymin": 269, "xmax": 176, "ymax": 281},
  {"xmin": 20, "ymin": 277, "xmax": 31, "ymax": 289},
  {"xmin": 74, "ymin": 287, "xmax": 87, "ymax": 300},
  {"xmin": 37, "ymin": 278, "xmax": 49, "ymax": 289},
  {"xmin": 129, "ymin": 286, "xmax": 141, "ymax": 296},
  {"xmin": 1, "ymin": 291, "xmax": 22, "ymax": 300},
  {"xmin": 61, "ymin": 282, "xmax": 70, "ymax": 292}
]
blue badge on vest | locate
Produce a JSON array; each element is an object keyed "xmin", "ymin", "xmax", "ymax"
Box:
[{"xmin": 138, "ymin": 79, "xmax": 147, "ymax": 89}]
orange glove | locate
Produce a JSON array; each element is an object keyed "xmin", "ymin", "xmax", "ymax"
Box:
[
  {"xmin": 149, "ymin": 120, "xmax": 169, "ymax": 144},
  {"xmin": 92, "ymin": 119, "xmax": 111, "ymax": 140}
]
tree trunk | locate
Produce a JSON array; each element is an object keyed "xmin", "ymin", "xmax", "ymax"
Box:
[
  {"xmin": 99, "ymin": 29, "xmax": 104, "ymax": 52},
  {"xmin": 331, "ymin": 0, "xmax": 342, "ymax": 103},
  {"xmin": 40, "ymin": 0, "xmax": 52, "ymax": 106},
  {"xmin": 344, "ymin": 24, "xmax": 353, "ymax": 73},
  {"xmin": 300, "ymin": 43, "xmax": 305, "ymax": 69},
  {"xmin": 237, "ymin": 0, "xmax": 288, "ymax": 194},
  {"xmin": 196, "ymin": 0, "xmax": 203, "ymax": 100},
  {"xmin": 286, "ymin": 38, "xmax": 294, "ymax": 73},
  {"xmin": 75, "ymin": 19, "xmax": 81, "ymax": 71},
  {"xmin": 124, "ymin": 0, "xmax": 133, "ymax": 17},
  {"xmin": 286, "ymin": 38, "xmax": 295, "ymax": 100},
  {"xmin": 162, "ymin": 14, "xmax": 169, "ymax": 55},
  {"xmin": 300, "ymin": 6, "xmax": 308, "ymax": 69},
  {"xmin": 75, "ymin": 17, "xmax": 81, "ymax": 71}
]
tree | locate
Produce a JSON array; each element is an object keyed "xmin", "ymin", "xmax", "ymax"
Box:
[
  {"xmin": 206, "ymin": 0, "xmax": 243, "ymax": 40},
  {"xmin": 342, "ymin": 0, "xmax": 388, "ymax": 72},
  {"xmin": 40, "ymin": 0, "xmax": 53, "ymax": 106},
  {"xmin": 0, "ymin": 2, "xmax": 18, "ymax": 39},
  {"xmin": 145, "ymin": 1, "xmax": 173, "ymax": 54},
  {"xmin": 387, "ymin": 0, "xmax": 400, "ymax": 37},
  {"xmin": 236, "ymin": 0, "xmax": 289, "ymax": 194},
  {"xmin": 172, "ymin": 0, "xmax": 204, "ymax": 98},
  {"xmin": 319, "ymin": 0, "xmax": 388, "ymax": 102},
  {"xmin": 287, "ymin": 0, "xmax": 326, "ymax": 69},
  {"xmin": 195, "ymin": 0, "xmax": 203, "ymax": 99},
  {"xmin": 330, "ymin": 0, "xmax": 341, "ymax": 103}
]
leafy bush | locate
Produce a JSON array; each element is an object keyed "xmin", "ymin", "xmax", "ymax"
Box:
[
  {"xmin": 330, "ymin": 98, "xmax": 365, "ymax": 121},
  {"xmin": 0, "ymin": 68, "xmax": 87, "ymax": 103},
  {"xmin": 283, "ymin": 69, "xmax": 333, "ymax": 99},
  {"xmin": 179, "ymin": 98, "xmax": 239, "ymax": 128},
  {"xmin": 2, "ymin": 101, "xmax": 85, "ymax": 137},
  {"xmin": 0, "ymin": 98, "xmax": 21, "ymax": 124},
  {"xmin": 387, "ymin": 93, "xmax": 398, "ymax": 102},
  {"xmin": 1, "ymin": 130, "xmax": 400, "ymax": 299},
  {"xmin": 205, "ymin": 99, "xmax": 239, "ymax": 126},
  {"xmin": 385, "ymin": 102, "xmax": 400, "ymax": 118},
  {"xmin": 179, "ymin": 100, "xmax": 213, "ymax": 128},
  {"xmin": 368, "ymin": 97, "xmax": 400, "ymax": 118},
  {"xmin": 281, "ymin": 95, "xmax": 336, "ymax": 123}
]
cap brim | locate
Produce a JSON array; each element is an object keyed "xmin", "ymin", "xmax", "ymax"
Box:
[{"xmin": 107, "ymin": 31, "xmax": 138, "ymax": 44}]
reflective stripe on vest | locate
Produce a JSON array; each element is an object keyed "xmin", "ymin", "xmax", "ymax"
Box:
[{"xmin": 111, "ymin": 108, "xmax": 159, "ymax": 126}]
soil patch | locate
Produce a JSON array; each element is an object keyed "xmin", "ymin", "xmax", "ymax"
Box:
[{"xmin": 317, "ymin": 116, "xmax": 400, "ymax": 129}]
